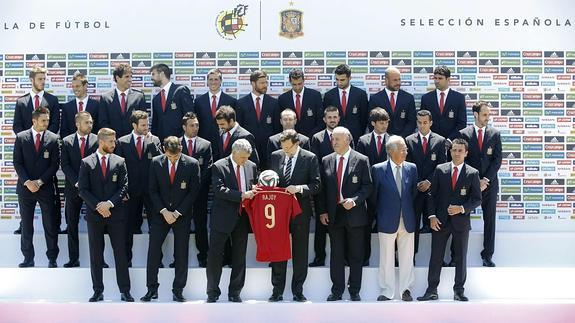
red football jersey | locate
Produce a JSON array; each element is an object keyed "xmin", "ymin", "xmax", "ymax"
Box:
[{"xmin": 242, "ymin": 186, "xmax": 302, "ymax": 262}]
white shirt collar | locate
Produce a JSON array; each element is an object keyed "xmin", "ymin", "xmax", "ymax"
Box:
[
  {"xmin": 419, "ymin": 131, "xmax": 431, "ymax": 141},
  {"xmin": 451, "ymin": 162, "xmax": 463, "ymax": 174},
  {"xmin": 76, "ymin": 132, "xmax": 88, "ymax": 142},
  {"xmin": 336, "ymin": 148, "xmax": 352, "ymax": 161},
  {"xmin": 339, "ymin": 85, "xmax": 351, "ymax": 94},
  {"xmin": 251, "ymin": 92, "xmax": 263, "ymax": 105},
  {"xmin": 292, "ymin": 87, "xmax": 305, "ymax": 100},
  {"xmin": 183, "ymin": 134, "xmax": 196, "ymax": 143},
  {"xmin": 161, "ymin": 82, "xmax": 172, "ymax": 93},
  {"xmin": 31, "ymin": 127, "xmax": 44, "ymax": 138},
  {"xmin": 30, "ymin": 90, "xmax": 44, "ymax": 99},
  {"xmin": 116, "ymin": 88, "xmax": 130, "ymax": 97},
  {"xmin": 384, "ymin": 87, "xmax": 398, "ymax": 98},
  {"xmin": 132, "ymin": 131, "xmax": 144, "ymax": 143},
  {"xmin": 474, "ymin": 124, "xmax": 486, "ymax": 133},
  {"xmin": 389, "ymin": 158, "xmax": 403, "ymax": 169},
  {"xmin": 96, "ymin": 150, "xmax": 110, "ymax": 161},
  {"xmin": 227, "ymin": 122, "xmax": 240, "ymax": 137},
  {"xmin": 209, "ymin": 90, "xmax": 222, "ymax": 100},
  {"xmin": 436, "ymin": 88, "xmax": 450, "ymax": 98}
]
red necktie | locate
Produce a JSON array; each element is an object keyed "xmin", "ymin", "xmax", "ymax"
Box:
[
  {"xmin": 336, "ymin": 156, "xmax": 344, "ymax": 203},
  {"xmin": 101, "ymin": 156, "xmax": 107, "ymax": 178},
  {"xmin": 169, "ymin": 162, "xmax": 176, "ymax": 184},
  {"xmin": 188, "ymin": 139, "xmax": 194, "ymax": 156},
  {"xmin": 161, "ymin": 89, "xmax": 166, "ymax": 112},
  {"xmin": 295, "ymin": 93, "xmax": 302, "ymax": 119},
  {"xmin": 439, "ymin": 92, "xmax": 445, "ymax": 115},
  {"xmin": 236, "ymin": 165, "xmax": 242, "ymax": 192},
  {"xmin": 255, "ymin": 97, "xmax": 261, "ymax": 121},
  {"xmin": 80, "ymin": 137, "xmax": 86, "ymax": 158},
  {"xmin": 422, "ymin": 136, "xmax": 428, "ymax": 155},
  {"xmin": 341, "ymin": 90, "xmax": 347, "ymax": 115},
  {"xmin": 136, "ymin": 136, "xmax": 143, "ymax": 159},
  {"xmin": 390, "ymin": 92, "xmax": 396, "ymax": 113},
  {"xmin": 34, "ymin": 95, "xmax": 40, "ymax": 109},
  {"xmin": 478, "ymin": 128, "xmax": 484, "ymax": 151},
  {"xmin": 78, "ymin": 101, "xmax": 84, "ymax": 112},
  {"xmin": 120, "ymin": 93, "xmax": 127, "ymax": 114},
  {"xmin": 376, "ymin": 135, "xmax": 382, "ymax": 155},
  {"xmin": 222, "ymin": 132, "xmax": 231, "ymax": 152},
  {"xmin": 211, "ymin": 95, "xmax": 217, "ymax": 117},
  {"xmin": 451, "ymin": 166, "xmax": 458, "ymax": 190},
  {"xmin": 35, "ymin": 133, "xmax": 41, "ymax": 153}
]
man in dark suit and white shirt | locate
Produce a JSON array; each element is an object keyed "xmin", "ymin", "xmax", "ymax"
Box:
[
  {"xmin": 98, "ymin": 64, "xmax": 147, "ymax": 137},
  {"xmin": 458, "ymin": 101, "xmax": 502, "ymax": 267},
  {"xmin": 13, "ymin": 107, "xmax": 60, "ymax": 268},
  {"xmin": 277, "ymin": 69, "xmax": 324, "ymax": 138},
  {"xmin": 78, "ymin": 128, "xmax": 133, "ymax": 302},
  {"xmin": 150, "ymin": 63, "xmax": 194, "ymax": 143},
  {"xmin": 61, "ymin": 73, "xmax": 100, "ymax": 138},
  {"xmin": 115, "ymin": 111, "xmax": 162, "ymax": 265},
  {"xmin": 371, "ymin": 135, "xmax": 418, "ymax": 302},
  {"xmin": 417, "ymin": 138, "xmax": 482, "ymax": 302},
  {"xmin": 368, "ymin": 67, "xmax": 416, "ymax": 138},
  {"xmin": 61, "ymin": 111, "xmax": 98, "ymax": 267},
  {"xmin": 317, "ymin": 126, "xmax": 373, "ymax": 302},
  {"xmin": 266, "ymin": 108, "xmax": 311, "ymax": 160},
  {"xmin": 206, "ymin": 139, "xmax": 258, "ymax": 303},
  {"xmin": 141, "ymin": 136, "xmax": 200, "ymax": 302},
  {"xmin": 215, "ymin": 105, "xmax": 259, "ymax": 165},
  {"xmin": 322, "ymin": 64, "xmax": 368, "ymax": 145},
  {"xmin": 268, "ymin": 129, "xmax": 321, "ymax": 302}
]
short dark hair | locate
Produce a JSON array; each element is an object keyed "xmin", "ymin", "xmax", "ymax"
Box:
[
  {"xmin": 433, "ymin": 65, "xmax": 451, "ymax": 78},
  {"xmin": 113, "ymin": 64, "xmax": 132, "ymax": 83},
  {"xmin": 250, "ymin": 70, "xmax": 268, "ymax": 83},
  {"xmin": 288, "ymin": 69, "xmax": 304, "ymax": 81},
  {"xmin": 472, "ymin": 100, "xmax": 490, "ymax": 114},
  {"xmin": 334, "ymin": 64, "xmax": 351, "ymax": 78},
  {"xmin": 130, "ymin": 110, "xmax": 148, "ymax": 126},
  {"xmin": 182, "ymin": 111, "xmax": 198, "ymax": 126},
  {"xmin": 324, "ymin": 105, "xmax": 339, "ymax": 115},
  {"xmin": 279, "ymin": 129, "xmax": 299, "ymax": 144},
  {"xmin": 369, "ymin": 107, "xmax": 390, "ymax": 123},
  {"xmin": 163, "ymin": 136, "xmax": 182, "ymax": 154},
  {"xmin": 416, "ymin": 109, "xmax": 433, "ymax": 121},
  {"xmin": 150, "ymin": 63, "xmax": 172, "ymax": 79},
  {"xmin": 32, "ymin": 106, "xmax": 50, "ymax": 120},
  {"xmin": 72, "ymin": 72, "xmax": 88, "ymax": 86},
  {"xmin": 451, "ymin": 138, "xmax": 469, "ymax": 151},
  {"xmin": 215, "ymin": 105, "xmax": 236, "ymax": 122}
]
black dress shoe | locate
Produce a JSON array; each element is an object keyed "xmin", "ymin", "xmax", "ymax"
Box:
[
  {"xmin": 228, "ymin": 295, "xmax": 242, "ymax": 303},
  {"xmin": 140, "ymin": 290, "xmax": 158, "ymax": 302},
  {"xmin": 18, "ymin": 260, "xmax": 35, "ymax": 268},
  {"xmin": 173, "ymin": 290, "xmax": 186, "ymax": 302},
  {"xmin": 402, "ymin": 290, "xmax": 413, "ymax": 302},
  {"xmin": 293, "ymin": 294, "xmax": 307, "ymax": 302},
  {"xmin": 326, "ymin": 293, "xmax": 342, "ymax": 301},
  {"xmin": 362, "ymin": 259, "xmax": 369, "ymax": 267},
  {"xmin": 417, "ymin": 292, "xmax": 438, "ymax": 301},
  {"xmin": 59, "ymin": 228, "xmax": 68, "ymax": 234},
  {"xmin": 482, "ymin": 258, "xmax": 496, "ymax": 267},
  {"xmin": 446, "ymin": 261, "xmax": 456, "ymax": 267},
  {"xmin": 454, "ymin": 291, "xmax": 469, "ymax": 301},
  {"xmin": 268, "ymin": 294, "xmax": 283, "ymax": 302},
  {"xmin": 121, "ymin": 292, "xmax": 135, "ymax": 302},
  {"xmin": 309, "ymin": 259, "xmax": 325, "ymax": 267},
  {"xmin": 206, "ymin": 296, "xmax": 218, "ymax": 303},
  {"xmin": 127, "ymin": 261, "xmax": 132, "ymax": 268},
  {"xmin": 377, "ymin": 295, "xmax": 391, "ymax": 301},
  {"xmin": 89, "ymin": 291, "xmax": 103, "ymax": 302},
  {"xmin": 350, "ymin": 293, "xmax": 361, "ymax": 302},
  {"xmin": 169, "ymin": 262, "xmax": 175, "ymax": 268},
  {"xmin": 13, "ymin": 228, "xmax": 21, "ymax": 235},
  {"xmin": 64, "ymin": 260, "xmax": 80, "ymax": 268},
  {"xmin": 48, "ymin": 260, "xmax": 58, "ymax": 268},
  {"xmin": 159, "ymin": 262, "xmax": 164, "ymax": 268},
  {"xmin": 103, "ymin": 262, "xmax": 109, "ymax": 268},
  {"xmin": 198, "ymin": 259, "xmax": 207, "ymax": 268}
]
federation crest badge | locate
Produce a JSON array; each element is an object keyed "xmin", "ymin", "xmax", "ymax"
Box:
[
  {"xmin": 279, "ymin": 9, "xmax": 303, "ymax": 39},
  {"xmin": 215, "ymin": 4, "xmax": 249, "ymax": 40}
]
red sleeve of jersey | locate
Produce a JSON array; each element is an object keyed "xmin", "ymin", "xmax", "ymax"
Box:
[{"xmin": 291, "ymin": 195, "xmax": 302, "ymax": 219}]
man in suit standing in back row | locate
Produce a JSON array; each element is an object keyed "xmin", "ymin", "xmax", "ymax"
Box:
[{"xmin": 61, "ymin": 72, "xmax": 100, "ymax": 138}]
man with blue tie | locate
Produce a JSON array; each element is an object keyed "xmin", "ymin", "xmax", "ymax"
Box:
[
  {"xmin": 150, "ymin": 63, "xmax": 194, "ymax": 143},
  {"xmin": 371, "ymin": 136, "xmax": 418, "ymax": 301},
  {"xmin": 61, "ymin": 73, "xmax": 100, "ymax": 138},
  {"xmin": 98, "ymin": 64, "xmax": 147, "ymax": 137},
  {"xmin": 322, "ymin": 64, "xmax": 368, "ymax": 145},
  {"xmin": 368, "ymin": 67, "xmax": 416, "ymax": 138}
]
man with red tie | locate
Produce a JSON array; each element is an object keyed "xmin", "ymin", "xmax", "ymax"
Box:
[
  {"xmin": 61, "ymin": 73, "xmax": 100, "ymax": 138},
  {"xmin": 215, "ymin": 105, "xmax": 259, "ymax": 165}
]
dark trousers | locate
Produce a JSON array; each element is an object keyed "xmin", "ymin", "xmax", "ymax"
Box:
[
  {"xmin": 426, "ymin": 224, "xmax": 469, "ymax": 294},
  {"xmin": 364, "ymin": 205, "xmax": 376, "ymax": 263},
  {"xmin": 480, "ymin": 185, "xmax": 498, "ymax": 259},
  {"xmin": 313, "ymin": 216, "xmax": 328, "ymax": 261},
  {"xmin": 64, "ymin": 192, "xmax": 83, "ymax": 261},
  {"xmin": 52, "ymin": 177, "xmax": 63, "ymax": 230},
  {"xmin": 125, "ymin": 194, "xmax": 151, "ymax": 262},
  {"xmin": 87, "ymin": 219, "xmax": 130, "ymax": 293},
  {"xmin": 271, "ymin": 217, "xmax": 310, "ymax": 296},
  {"xmin": 413, "ymin": 190, "xmax": 431, "ymax": 254},
  {"xmin": 146, "ymin": 216, "xmax": 192, "ymax": 292},
  {"xmin": 19, "ymin": 190, "xmax": 59, "ymax": 261},
  {"xmin": 192, "ymin": 186, "xmax": 210, "ymax": 262},
  {"xmin": 206, "ymin": 215, "xmax": 250, "ymax": 298}
]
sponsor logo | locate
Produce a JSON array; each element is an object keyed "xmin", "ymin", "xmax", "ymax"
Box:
[{"xmin": 215, "ymin": 4, "xmax": 249, "ymax": 40}]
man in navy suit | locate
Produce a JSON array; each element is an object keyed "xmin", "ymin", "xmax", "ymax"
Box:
[
  {"xmin": 98, "ymin": 64, "xmax": 147, "ymax": 137},
  {"xmin": 13, "ymin": 107, "xmax": 60, "ymax": 268},
  {"xmin": 195, "ymin": 69, "xmax": 237, "ymax": 158},
  {"xmin": 317, "ymin": 126, "xmax": 373, "ymax": 302},
  {"xmin": 115, "ymin": 111, "xmax": 162, "ymax": 265},
  {"xmin": 419, "ymin": 66, "xmax": 467, "ymax": 141},
  {"xmin": 322, "ymin": 64, "xmax": 368, "ymax": 145},
  {"xmin": 277, "ymin": 69, "xmax": 323, "ymax": 138},
  {"xmin": 405, "ymin": 110, "xmax": 447, "ymax": 254},
  {"xmin": 371, "ymin": 136, "xmax": 418, "ymax": 302},
  {"xmin": 215, "ymin": 105, "xmax": 259, "ymax": 165},
  {"xmin": 458, "ymin": 101, "xmax": 502, "ymax": 267},
  {"xmin": 368, "ymin": 67, "xmax": 416, "ymax": 138},
  {"xmin": 236, "ymin": 70, "xmax": 281, "ymax": 169},
  {"xmin": 61, "ymin": 111, "xmax": 98, "ymax": 267},
  {"xmin": 61, "ymin": 73, "xmax": 99, "ymax": 138},
  {"xmin": 417, "ymin": 138, "xmax": 482, "ymax": 302},
  {"xmin": 78, "ymin": 128, "xmax": 133, "ymax": 302},
  {"xmin": 150, "ymin": 63, "xmax": 194, "ymax": 143},
  {"xmin": 266, "ymin": 109, "xmax": 311, "ymax": 160},
  {"xmin": 180, "ymin": 112, "xmax": 213, "ymax": 268}
]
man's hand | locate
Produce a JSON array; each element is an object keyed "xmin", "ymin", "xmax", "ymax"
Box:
[
  {"xmin": 319, "ymin": 213, "xmax": 329, "ymax": 225},
  {"xmin": 24, "ymin": 180, "xmax": 40, "ymax": 193},
  {"xmin": 162, "ymin": 210, "xmax": 177, "ymax": 225},
  {"xmin": 341, "ymin": 198, "xmax": 355, "ymax": 210},
  {"xmin": 286, "ymin": 185, "xmax": 300, "ymax": 195},
  {"xmin": 417, "ymin": 180, "xmax": 431, "ymax": 192},
  {"xmin": 122, "ymin": 193, "xmax": 130, "ymax": 202},
  {"xmin": 480, "ymin": 178, "xmax": 489, "ymax": 192},
  {"xmin": 96, "ymin": 201, "xmax": 112, "ymax": 218},
  {"xmin": 430, "ymin": 217, "xmax": 442, "ymax": 231},
  {"xmin": 241, "ymin": 190, "xmax": 256, "ymax": 200},
  {"xmin": 447, "ymin": 204, "xmax": 464, "ymax": 216}
]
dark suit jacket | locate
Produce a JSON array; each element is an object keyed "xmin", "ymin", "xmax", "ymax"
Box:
[
  {"xmin": 310, "ymin": 129, "xmax": 333, "ymax": 162},
  {"xmin": 13, "ymin": 129, "xmax": 60, "ymax": 197},
  {"xmin": 151, "ymin": 83, "xmax": 194, "ymax": 142},
  {"xmin": 180, "ymin": 136, "xmax": 213, "ymax": 187},
  {"xmin": 60, "ymin": 98, "xmax": 99, "ymax": 138},
  {"xmin": 210, "ymin": 157, "xmax": 258, "ymax": 234},
  {"xmin": 356, "ymin": 132, "xmax": 389, "ymax": 166},
  {"xmin": 195, "ymin": 91, "xmax": 237, "ymax": 151},
  {"xmin": 278, "ymin": 87, "xmax": 324, "ymax": 138},
  {"xmin": 420, "ymin": 89, "xmax": 467, "ymax": 140},
  {"xmin": 61, "ymin": 133, "xmax": 99, "ymax": 194},
  {"xmin": 266, "ymin": 132, "xmax": 310, "ymax": 162},
  {"xmin": 322, "ymin": 85, "xmax": 368, "ymax": 144},
  {"xmin": 368, "ymin": 89, "xmax": 416, "ymax": 137},
  {"xmin": 148, "ymin": 154, "xmax": 200, "ymax": 222},
  {"xmin": 13, "ymin": 92, "xmax": 60, "ymax": 134},
  {"xmin": 78, "ymin": 153, "xmax": 128, "ymax": 223},
  {"xmin": 218, "ymin": 124, "xmax": 260, "ymax": 166},
  {"xmin": 371, "ymin": 161, "xmax": 418, "ymax": 233},
  {"xmin": 405, "ymin": 132, "xmax": 447, "ymax": 183},
  {"xmin": 458, "ymin": 126, "xmax": 502, "ymax": 187},
  {"xmin": 427, "ymin": 163, "xmax": 482, "ymax": 232},
  {"xmin": 114, "ymin": 133, "xmax": 162, "ymax": 196},
  {"xmin": 98, "ymin": 89, "xmax": 147, "ymax": 137},
  {"xmin": 317, "ymin": 149, "xmax": 373, "ymax": 228},
  {"xmin": 269, "ymin": 148, "xmax": 321, "ymax": 225}
]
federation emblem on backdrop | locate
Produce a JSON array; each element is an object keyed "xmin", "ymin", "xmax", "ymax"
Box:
[
  {"xmin": 279, "ymin": 8, "xmax": 303, "ymax": 39},
  {"xmin": 215, "ymin": 4, "xmax": 249, "ymax": 40}
]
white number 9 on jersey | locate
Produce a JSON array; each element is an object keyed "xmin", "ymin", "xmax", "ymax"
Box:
[{"xmin": 264, "ymin": 204, "xmax": 275, "ymax": 229}]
